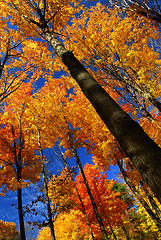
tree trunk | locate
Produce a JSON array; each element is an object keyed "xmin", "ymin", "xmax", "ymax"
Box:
[
  {"xmin": 140, "ymin": 181, "xmax": 161, "ymax": 220},
  {"xmin": 44, "ymin": 31, "xmax": 161, "ymax": 204},
  {"xmin": 117, "ymin": 159, "xmax": 161, "ymax": 232},
  {"xmin": 18, "ymin": 187, "xmax": 26, "ymax": 240},
  {"xmin": 42, "ymin": 163, "xmax": 56, "ymax": 240},
  {"xmin": 67, "ymin": 131, "xmax": 109, "ymax": 240},
  {"xmin": 57, "ymin": 144, "xmax": 95, "ymax": 240},
  {"xmin": 12, "ymin": 124, "xmax": 26, "ymax": 240},
  {"xmin": 106, "ymin": 216, "xmax": 117, "ymax": 240},
  {"xmin": 38, "ymin": 130, "xmax": 56, "ymax": 240},
  {"xmin": 75, "ymin": 186, "xmax": 96, "ymax": 240}
]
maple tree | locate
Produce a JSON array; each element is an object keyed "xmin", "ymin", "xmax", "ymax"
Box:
[
  {"xmin": 68, "ymin": 164, "xmax": 128, "ymax": 239},
  {"xmin": 0, "ymin": 82, "xmax": 42, "ymax": 240},
  {"xmin": 48, "ymin": 167, "xmax": 75, "ymax": 215},
  {"xmin": 54, "ymin": 210, "xmax": 92, "ymax": 240},
  {"xmin": 0, "ymin": 1, "xmax": 161, "ymax": 238},
  {"xmin": 27, "ymin": 69, "xmax": 161, "ymax": 236},
  {"xmin": 116, "ymin": 158, "xmax": 161, "ymax": 232},
  {"xmin": 50, "ymin": 147, "xmax": 96, "ymax": 240},
  {"xmin": 0, "ymin": 220, "xmax": 20, "ymax": 240},
  {"xmin": 1, "ymin": 0, "xmax": 161, "ymax": 204},
  {"xmin": 63, "ymin": 3, "xmax": 161, "ymax": 118},
  {"xmin": 37, "ymin": 210, "xmax": 91, "ymax": 240},
  {"xmin": 0, "ymin": 19, "xmax": 29, "ymax": 103}
]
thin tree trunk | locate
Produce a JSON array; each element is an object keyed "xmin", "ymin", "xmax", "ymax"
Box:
[
  {"xmin": 117, "ymin": 159, "xmax": 161, "ymax": 232},
  {"xmin": 6, "ymin": 0, "xmax": 161, "ymax": 208},
  {"xmin": 12, "ymin": 124, "xmax": 26, "ymax": 240},
  {"xmin": 57, "ymin": 144, "xmax": 96, "ymax": 240},
  {"xmin": 67, "ymin": 131, "xmax": 109, "ymax": 240},
  {"xmin": 106, "ymin": 217, "xmax": 117, "ymax": 240},
  {"xmin": 43, "ymin": 31, "xmax": 161, "ymax": 205},
  {"xmin": 38, "ymin": 129, "xmax": 56, "ymax": 240},
  {"xmin": 140, "ymin": 181, "xmax": 161, "ymax": 220},
  {"xmin": 75, "ymin": 186, "xmax": 96, "ymax": 240},
  {"xmin": 18, "ymin": 187, "xmax": 26, "ymax": 240},
  {"xmin": 148, "ymin": 195, "xmax": 161, "ymax": 219}
]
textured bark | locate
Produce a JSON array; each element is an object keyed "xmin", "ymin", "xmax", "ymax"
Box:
[
  {"xmin": 109, "ymin": 0, "xmax": 161, "ymax": 24},
  {"xmin": 148, "ymin": 195, "xmax": 161, "ymax": 220},
  {"xmin": 121, "ymin": 76, "xmax": 161, "ymax": 113},
  {"xmin": 43, "ymin": 32, "xmax": 161, "ymax": 204},
  {"xmin": 38, "ymin": 130, "xmax": 56, "ymax": 240}
]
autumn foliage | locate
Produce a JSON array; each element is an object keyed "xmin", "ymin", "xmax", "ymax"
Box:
[
  {"xmin": 0, "ymin": 220, "xmax": 20, "ymax": 240},
  {"xmin": 0, "ymin": 0, "xmax": 161, "ymax": 239}
]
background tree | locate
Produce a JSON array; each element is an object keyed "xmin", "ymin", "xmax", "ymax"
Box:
[
  {"xmin": 0, "ymin": 220, "xmax": 20, "ymax": 240},
  {"xmin": 68, "ymin": 164, "xmax": 128, "ymax": 239},
  {"xmin": 2, "ymin": 0, "xmax": 161, "ymax": 203},
  {"xmin": 0, "ymin": 82, "xmax": 41, "ymax": 240}
]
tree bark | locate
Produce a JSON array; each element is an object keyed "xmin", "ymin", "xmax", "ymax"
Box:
[
  {"xmin": 106, "ymin": 216, "xmax": 117, "ymax": 240},
  {"xmin": 44, "ymin": 31, "xmax": 161, "ymax": 204},
  {"xmin": 38, "ymin": 130, "xmax": 56, "ymax": 240},
  {"xmin": 18, "ymin": 187, "xmax": 26, "ymax": 240},
  {"xmin": 140, "ymin": 181, "xmax": 161, "ymax": 220}
]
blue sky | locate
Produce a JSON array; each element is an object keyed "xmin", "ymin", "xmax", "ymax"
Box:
[
  {"xmin": 0, "ymin": 0, "xmax": 125, "ymax": 238},
  {"xmin": 0, "ymin": 146, "xmax": 119, "ymax": 239}
]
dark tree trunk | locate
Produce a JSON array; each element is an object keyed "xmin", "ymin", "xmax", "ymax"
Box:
[
  {"xmin": 18, "ymin": 187, "xmax": 26, "ymax": 240},
  {"xmin": 117, "ymin": 159, "xmax": 161, "ymax": 232},
  {"xmin": 57, "ymin": 144, "xmax": 95, "ymax": 240},
  {"xmin": 140, "ymin": 181, "xmax": 161, "ymax": 220},
  {"xmin": 44, "ymin": 32, "xmax": 161, "ymax": 204},
  {"xmin": 106, "ymin": 216, "xmax": 117, "ymax": 240},
  {"xmin": 75, "ymin": 186, "xmax": 96, "ymax": 240},
  {"xmin": 12, "ymin": 124, "xmax": 26, "ymax": 240},
  {"xmin": 67, "ymin": 131, "xmax": 109, "ymax": 240},
  {"xmin": 42, "ymin": 163, "xmax": 56, "ymax": 240},
  {"xmin": 38, "ymin": 130, "xmax": 56, "ymax": 240}
]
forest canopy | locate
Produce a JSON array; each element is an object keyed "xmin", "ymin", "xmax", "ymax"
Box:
[{"xmin": 0, "ymin": 0, "xmax": 161, "ymax": 239}]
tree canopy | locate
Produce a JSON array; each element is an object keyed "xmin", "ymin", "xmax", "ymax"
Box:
[{"xmin": 0, "ymin": 0, "xmax": 161, "ymax": 239}]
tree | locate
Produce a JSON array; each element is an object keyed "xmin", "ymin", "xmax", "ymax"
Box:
[
  {"xmin": 109, "ymin": 0, "xmax": 161, "ymax": 24},
  {"xmin": 63, "ymin": 3, "xmax": 161, "ymax": 118},
  {"xmin": 51, "ymin": 145, "xmax": 96, "ymax": 240},
  {"xmin": 0, "ymin": 17, "xmax": 38, "ymax": 103},
  {"xmin": 0, "ymin": 82, "xmax": 41, "ymax": 240},
  {"xmin": 2, "ymin": 0, "xmax": 161, "ymax": 204},
  {"xmin": 54, "ymin": 210, "xmax": 92, "ymax": 240},
  {"xmin": 136, "ymin": 203, "xmax": 161, "ymax": 239},
  {"xmin": 37, "ymin": 227, "xmax": 51, "ymax": 240},
  {"xmin": 116, "ymin": 158, "xmax": 161, "ymax": 232},
  {"xmin": 0, "ymin": 220, "xmax": 20, "ymax": 240},
  {"xmin": 48, "ymin": 167, "xmax": 76, "ymax": 216},
  {"xmin": 71, "ymin": 164, "xmax": 128, "ymax": 239}
]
